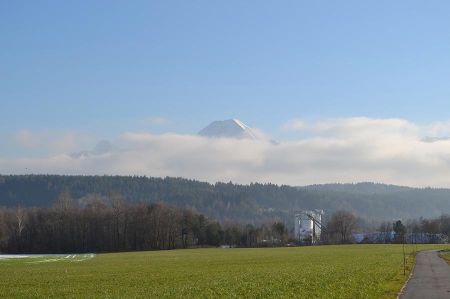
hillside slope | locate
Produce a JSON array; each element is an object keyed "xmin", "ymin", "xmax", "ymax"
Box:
[{"xmin": 0, "ymin": 175, "xmax": 449, "ymax": 223}]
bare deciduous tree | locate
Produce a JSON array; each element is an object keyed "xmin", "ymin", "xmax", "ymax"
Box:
[
  {"xmin": 15, "ymin": 205, "xmax": 26, "ymax": 237},
  {"xmin": 327, "ymin": 210, "xmax": 357, "ymax": 244}
]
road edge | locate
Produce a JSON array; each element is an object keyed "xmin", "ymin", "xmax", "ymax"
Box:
[{"xmin": 396, "ymin": 252, "xmax": 417, "ymax": 299}]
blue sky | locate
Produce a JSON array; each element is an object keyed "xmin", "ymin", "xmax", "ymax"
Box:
[
  {"xmin": 2, "ymin": 1, "xmax": 450, "ymax": 185},
  {"xmin": 2, "ymin": 1, "xmax": 450, "ymax": 134}
]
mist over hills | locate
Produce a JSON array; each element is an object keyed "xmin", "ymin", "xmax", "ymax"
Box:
[{"xmin": 0, "ymin": 175, "xmax": 449, "ymax": 225}]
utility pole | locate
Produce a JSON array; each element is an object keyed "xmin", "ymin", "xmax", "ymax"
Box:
[{"xmin": 403, "ymin": 235, "xmax": 406, "ymax": 276}]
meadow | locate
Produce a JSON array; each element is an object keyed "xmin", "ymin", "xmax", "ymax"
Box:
[
  {"xmin": 440, "ymin": 250, "xmax": 450, "ymax": 264},
  {"xmin": 0, "ymin": 244, "xmax": 447, "ymax": 299}
]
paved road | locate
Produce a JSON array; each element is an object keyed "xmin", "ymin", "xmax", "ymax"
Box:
[{"xmin": 400, "ymin": 250, "xmax": 450, "ymax": 299}]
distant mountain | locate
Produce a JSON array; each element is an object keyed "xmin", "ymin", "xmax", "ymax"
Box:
[
  {"xmin": 1, "ymin": 175, "xmax": 450, "ymax": 226},
  {"xmin": 421, "ymin": 136, "xmax": 450, "ymax": 143},
  {"xmin": 71, "ymin": 140, "xmax": 114, "ymax": 158},
  {"xmin": 199, "ymin": 119, "xmax": 259, "ymax": 140}
]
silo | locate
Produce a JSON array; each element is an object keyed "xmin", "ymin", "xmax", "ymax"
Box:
[{"xmin": 294, "ymin": 210, "xmax": 323, "ymax": 244}]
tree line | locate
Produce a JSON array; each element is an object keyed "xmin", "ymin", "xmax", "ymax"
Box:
[
  {"xmin": 0, "ymin": 193, "xmax": 295, "ymax": 253},
  {"xmin": 323, "ymin": 210, "xmax": 450, "ymax": 244},
  {"xmin": 373, "ymin": 214, "xmax": 450, "ymax": 244},
  {"xmin": 1, "ymin": 191, "xmax": 449, "ymax": 253}
]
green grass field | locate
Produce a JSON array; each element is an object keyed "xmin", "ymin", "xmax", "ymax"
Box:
[
  {"xmin": 1, "ymin": 244, "xmax": 447, "ymax": 299},
  {"xmin": 440, "ymin": 250, "xmax": 450, "ymax": 264}
]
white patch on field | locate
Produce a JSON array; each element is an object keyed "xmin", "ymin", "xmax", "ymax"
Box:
[
  {"xmin": 72, "ymin": 253, "xmax": 95, "ymax": 262},
  {"xmin": 0, "ymin": 254, "xmax": 95, "ymax": 263},
  {"xmin": 0, "ymin": 254, "xmax": 61, "ymax": 259}
]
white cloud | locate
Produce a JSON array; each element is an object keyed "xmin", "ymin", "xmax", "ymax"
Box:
[
  {"xmin": 282, "ymin": 119, "xmax": 307, "ymax": 131},
  {"xmin": 15, "ymin": 130, "xmax": 42, "ymax": 149},
  {"xmin": 13, "ymin": 130, "xmax": 93, "ymax": 154},
  {"xmin": 423, "ymin": 121, "xmax": 450, "ymax": 138},
  {"xmin": 3, "ymin": 117, "xmax": 450, "ymax": 187},
  {"xmin": 312, "ymin": 117, "xmax": 419, "ymax": 138}
]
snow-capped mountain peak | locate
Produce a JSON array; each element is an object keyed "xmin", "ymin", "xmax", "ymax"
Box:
[{"xmin": 198, "ymin": 119, "xmax": 259, "ymax": 140}]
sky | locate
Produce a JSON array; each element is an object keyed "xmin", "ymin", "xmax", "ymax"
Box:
[{"xmin": 2, "ymin": 1, "xmax": 450, "ymax": 186}]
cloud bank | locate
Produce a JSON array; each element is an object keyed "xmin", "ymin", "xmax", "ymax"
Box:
[{"xmin": 2, "ymin": 117, "xmax": 450, "ymax": 187}]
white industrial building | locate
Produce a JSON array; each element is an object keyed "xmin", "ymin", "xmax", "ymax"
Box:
[{"xmin": 294, "ymin": 210, "xmax": 324, "ymax": 244}]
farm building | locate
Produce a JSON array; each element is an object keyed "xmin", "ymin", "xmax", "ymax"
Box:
[{"xmin": 294, "ymin": 210, "xmax": 324, "ymax": 244}]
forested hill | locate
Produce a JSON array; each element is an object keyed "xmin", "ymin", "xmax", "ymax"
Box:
[{"xmin": 0, "ymin": 175, "xmax": 449, "ymax": 223}]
